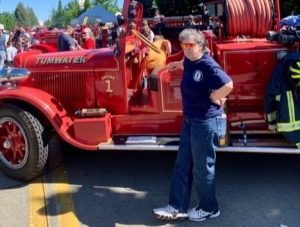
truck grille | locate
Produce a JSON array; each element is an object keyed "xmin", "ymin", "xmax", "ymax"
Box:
[{"xmin": 30, "ymin": 72, "xmax": 87, "ymax": 113}]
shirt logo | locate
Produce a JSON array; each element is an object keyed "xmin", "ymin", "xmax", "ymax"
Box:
[{"xmin": 193, "ymin": 70, "xmax": 203, "ymax": 82}]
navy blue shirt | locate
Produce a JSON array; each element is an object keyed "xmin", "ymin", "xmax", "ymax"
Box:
[
  {"xmin": 58, "ymin": 33, "xmax": 76, "ymax": 51},
  {"xmin": 180, "ymin": 54, "xmax": 232, "ymax": 119}
]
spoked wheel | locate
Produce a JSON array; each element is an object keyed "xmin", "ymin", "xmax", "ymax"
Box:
[
  {"xmin": 0, "ymin": 104, "xmax": 49, "ymax": 181},
  {"xmin": 0, "ymin": 117, "xmax": 29, "ymax": 170}
]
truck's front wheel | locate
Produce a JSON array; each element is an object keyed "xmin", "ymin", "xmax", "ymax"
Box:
[{"xmin": 0, "ymin": 104, "xmax": 48, "ymax": 181}]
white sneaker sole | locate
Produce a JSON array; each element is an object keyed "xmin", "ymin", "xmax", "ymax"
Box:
[
  {"xmin": 188, "ymin": 210, "xmax": 220, "ymax": 222},
  {"xmin": 153, "ymin": 212, "xmax": 188, "ymax": 220}
]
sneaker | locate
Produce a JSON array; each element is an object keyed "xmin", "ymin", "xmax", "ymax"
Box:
[
  {"xmin": 153, "ymin": 205, "xmax": 188, "ymax": 220},
  {"xmin": 188, "ymin": 206, "xmax": 220, "ymax": 222}
]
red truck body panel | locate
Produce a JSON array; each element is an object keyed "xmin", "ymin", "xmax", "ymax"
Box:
[{"xmin": 1, "ymin": 0, "xmax": 297, "ymax": 151}]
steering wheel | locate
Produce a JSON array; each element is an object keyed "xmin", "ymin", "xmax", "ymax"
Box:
[{"xmin": 131, "ymin": 29, "xmax": 162, "ymax": 54}]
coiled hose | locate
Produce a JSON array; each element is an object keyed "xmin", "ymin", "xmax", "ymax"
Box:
[{"xmin": 226, "ymin": 0, "xmax": 274, "ymax": 37}]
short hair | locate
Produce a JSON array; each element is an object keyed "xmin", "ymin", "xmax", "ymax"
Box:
[
  {"xmin": 142, "ymin": 20, "xmax": 148, "ymax": 26},
  {"xmin": 129, "ymin": 22, "xmax": 136, "ymax": 29},
  {"xmin": 66, "ymin": 25, "xmax": 74, "ymax": 32},
  {"xmin": 83, "ymin": 27, "xmax": 94, "ymax": 38},
  {"xmin": 83, "ymin": 27, "xmax": 92, "ymax": 34},
  {"xmin": 179, "ymin": 28, "xmax": 206, "ymax": 48},
  {"xmin": 188, "ymin": 15, "xmax": 194, "ymax": 20}
]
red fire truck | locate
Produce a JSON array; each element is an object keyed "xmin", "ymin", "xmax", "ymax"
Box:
[{"xmin": 0, "ymin": 0, "xmax": 299, "ymax": 181}]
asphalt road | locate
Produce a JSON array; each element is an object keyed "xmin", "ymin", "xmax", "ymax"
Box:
[{"xmin": 1, "ymin": 149, "xmax": 300, "ymax": 227}]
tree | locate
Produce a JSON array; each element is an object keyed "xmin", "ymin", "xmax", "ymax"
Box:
[
  {"xmin": 27, "ymin": 7, "xmax": 39, "ymax": 26},
  {"xmin": 139, "ymin": 0, "xmax": 202, "ymax": 17},
  {"xmin": 13, "ymin": 2, "xmax": 39, "ymax": 27},
  {"xmin": 64, "ymin": 0, "xmax": 81, "ymax": 25},
  {"xmin": 0, "ymin": 12, "xmax": 16, "ymax": 31},
  {"xmin": 50, "ymin": 0, "xmax": 66, "ymax": 28},
  {"xmin": 140, "ymin": 0, "xmax": 300, "ymax": 18},
  {"xmin": 84, "ymin": 0, "xmax": 93, "ymax": 11},
  {"xmin": 138, "ymin": 0, "xmax": 154, "ymax": 17},
  {"xmin": 48, "ymin": 0, "xmax": 82, "ymax": 28},
  {"xmin": 93, "ymin": 0, "xmax": 120, "ymax": 14},
  {"xmin": 14, "ymin": 2, "xmax": 30, "ymax": 26},
  {"xmin": 280, "ymin": 0, "xmax": 300, "ymax": 17}
]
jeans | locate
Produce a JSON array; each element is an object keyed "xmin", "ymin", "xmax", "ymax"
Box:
[
  {"xmin": 0, "ymin": 50, "xmax": 5, "ymax": 69},
  {"xmin": 169, "ymin": 116, "xmax": 219, "ymax": 212}
]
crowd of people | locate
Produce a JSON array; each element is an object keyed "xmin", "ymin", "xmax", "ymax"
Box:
[
  {"xmin": 45, "ymin": 21, "xmax": 119, "ymax": 52},
  {"xmin": 0, "ymin": 1, "xmax": 221, "ymax": 71},
  {"xmin": 0, "ymin": 20, "xmax": 120, "ymax": 69},
  {"xmin": 0, "ymin": 24, "xmax": 35, "ymax": 69}
]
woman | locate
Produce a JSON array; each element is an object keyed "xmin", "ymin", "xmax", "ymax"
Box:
[
  {"xmin": 81, "ymin": 27, "xmax": 95, "ymax": 49},
  {"xmin": 153, "ymin": 28, "xmax": 233, "ymax": 222}
]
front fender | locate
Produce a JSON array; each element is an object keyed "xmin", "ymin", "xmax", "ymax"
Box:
[{"xmin": 0, "ymin": 86, "xmax": 98, "ymax": 150}]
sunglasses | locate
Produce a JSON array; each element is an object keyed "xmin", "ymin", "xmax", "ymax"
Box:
[{"xmin": 181, "ymin": 43, "xmax": 198, "ymax": 49}]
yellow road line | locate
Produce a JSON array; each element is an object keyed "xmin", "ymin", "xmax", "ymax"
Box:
[
  {"xmin": 28, "ymin": 177, "xmax": 48, "ymax": 227},
  {"xmin": 28, "ymin": 165, "xmax": 80, "ymax": 227},
  {"xmin": 51, "ymin": 165, "xmax": 80, "ymax": 227}
]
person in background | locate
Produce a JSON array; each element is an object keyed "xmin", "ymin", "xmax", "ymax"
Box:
[
  {"xmin": 15, "ymin": 42, "xmax": 24, "ymax": 53},
  {"xmin": 141, "ymin": 20, "xmax": 155, "ymax": 43},
  {"xmin": 127, "ymin": 22, "xmax": 137, "ymax": 35},
  {"xmin": 154, "ymin": 8, "xmax": 166, "ymax": 36},
  {"xmin": 11, "ymin": 28, "xmax": 22, "ymax": 47},
  {"xmin": 80, "ymin": 27, "xmax": 95, "ymax": 49},
  {"xmin": 143, "ymin": 35, "xmax": 171, "ymax": 89},
  {"xmin": 153, "ymin": 28, "xmax": 233, "ymax": 222},
  {"xmin": 187, "ymin": 15, "xmax": 196, "ymax": 26},
  {"xmin": 95, "ymin": 21, "xmax": 107, "ymax": 48},
  {"xmin": 199, "ymin": 3, "xmax": 210, "ymax": 27},
  {"xmin": 5, "ymin": 41, "xmax": 18, "ymax": 66},
  {"xmin": 58, "ymin": 25, "xmax": 79, "ymax": 51},
  {"xmin": 0, "ymin": 24, "xmax": 7, "ymax": 69},
  {"xmin": 145, "ymin": 35, "xmax": 171, "ymax": 76},
  {"xmin": 22, "ymin": 32, "xmax": 32, "ymax": 51},
  {"xmin": 154, "ymin": 8, "xmax": 165, "ymax": 23},
  {"xmin": 128, "ymin": 0, "xmax": 137, "ymax": 19}
]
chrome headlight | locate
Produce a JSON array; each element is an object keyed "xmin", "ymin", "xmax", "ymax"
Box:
[{"xmin": 0, "ymin": 67, "xmax": 30, "ymax": 81}]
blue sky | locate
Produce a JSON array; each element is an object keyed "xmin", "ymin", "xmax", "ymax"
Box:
[{"xmin": 0, "ymin": 0, "xmax": 123, "ymax": 22}]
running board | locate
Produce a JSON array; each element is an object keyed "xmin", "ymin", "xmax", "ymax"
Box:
[
  {"xmin": 98, "ymin": 144, "xmax": 300, "ymax": 154},
  {"xmin": 98, "ymin": 136, "xmax": 300, "ymax": 154}
]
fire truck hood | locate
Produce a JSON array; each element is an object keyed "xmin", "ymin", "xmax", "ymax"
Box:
[{"xmin": 23, "ymin": 48, "xmax": 119, "ymax": 72}]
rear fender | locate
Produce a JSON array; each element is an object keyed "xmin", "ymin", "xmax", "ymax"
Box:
[{"xmin": 0, "ymin": 87, "xmax": 98, "ymax": 150}]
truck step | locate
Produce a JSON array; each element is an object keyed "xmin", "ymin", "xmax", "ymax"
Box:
[{"xmin": 98, "ymin": 136, "xmax": 300, "ymax": 154}]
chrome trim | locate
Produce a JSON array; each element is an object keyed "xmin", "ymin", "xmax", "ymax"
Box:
[
  {"xmin": 98, "ymin": 144, "xmax": 300, "ymax": 154},
  {"xmin": 231, "ymin": 119, "xmax": 266, "ymax": 127},
  {"xmin": 229, "ymin": 130, "xmax": 273, "ymax": 134}
]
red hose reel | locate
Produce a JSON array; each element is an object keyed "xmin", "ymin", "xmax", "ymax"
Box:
[{"xmin": 225, "ymin": 0, "xmax": 274, "ymax": 37}]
